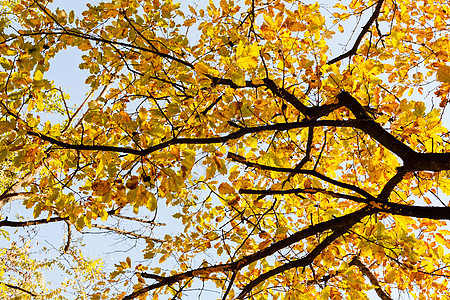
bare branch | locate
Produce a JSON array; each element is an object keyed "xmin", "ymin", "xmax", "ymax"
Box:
[
  {"xmin": 89, "ymin": 224, "xmax": 164, "ymax": 243},
  {"xmin": 63, "ymin": 221, "xmax": 71, "ymax": 253},
  {"xmin": 112, "ymin": 214, "xmax": 165, "ymax": 226}
]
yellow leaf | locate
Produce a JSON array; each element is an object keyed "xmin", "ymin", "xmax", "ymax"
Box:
[
  {"xmin": 236, "ymin": 40, "xmax": 246, "ymax": 57},
  {"xmin": 69, "ymin": 10, "xmax": 75, "ymax": 23},
  {"xmin": 76, "ymin": 217, "xmax": 85, "ymax": 230},
  {"xmin": 79, "ymin": 41, "xmax": 92, "ymax": 51},
  {"xmin": 227, "ymin": 196, "xmax": 240, "ymax": 206},
  {"xmin": 248, "ymin": 42, "xmax": 261, "ymax": 57},
  {"xmin": 275, "ymin": 226, "xmax": 288, "ymax": 238},
  {"xmin": 320, "ymin": 286, "xmax": 331, "ymax": 300},
  {"xmin": 230, "ymin": 70, "xmax": 245, "ymax": 86},
  {"xmin": 263, "ymin": 13, "xmax": 276, "ymax": 28},
  {"xmin": 34, "ymin": 69, "xmax": 43, "ymax": 81},
  {"xmin": 184, "ymin": 18, "xmax": 196, "ymax": 27},
  {"xmin": 236, "ymin": 56, "xmax": 257, "ymax": 69},
  {"xmin": 170, "ymin": 145, "xmax": 181, "ymax": 160},
  {"xmin": 435, "ymin": 233, "xmax": 447, "ymax": 245},
  {"xmin": 180, "ymin": 262, "xmax": 188, "ymax": 271},
  {"xmin": 99, "ymin": 209, "xmax": 108, "ymax": 221},
  {"xmin": 384, "ymin": 268, "xmax": 397, "ymax": 283},
  {"xmin": 0, "ymin": 120, "xmax": 11, "ymax": 132},
  {"xmin": 389, "ymin": 30, "xmax": 405, "ymax": 48},
  {"xmin": 259, "ymin": 232, "xmax": 271, "ymax": 239}
]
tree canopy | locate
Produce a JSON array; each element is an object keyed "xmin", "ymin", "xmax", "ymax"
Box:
[{"xmin": 1, "ymin": 0, "xmax": 450, "ymax": 299}]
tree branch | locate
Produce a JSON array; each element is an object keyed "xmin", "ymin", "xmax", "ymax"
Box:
[
  {"xmin": 236, "ymin": 224, "xmax": 352, "ymax": 299},
  {"xmin": 26, "ymin": 120, "xmax": 347, "ymax": 156},
  {"xmin": 112, "ymin": 214, "xmax": 165, "ymax": 226},
  {"xmin": 262, "ymin": 78, "xmax": 309, "ymax": 116},
  {"xmin": 227, "ymin": 152, "xmax": 375, "ymax": 199},
  {"xmin": 240, "ymin": 186, "xmax": 450, "ymax": 221},
  {"xmin": 239, "ymin": 187, "xmax": 368, "ymax": 204},
  {"xmin": 336, "ymin": 91, "xmax": 417, "ymax": 162},
  {"xmin": 0, "ymin": 209, "xmax": 117, "ymax": 227},
  {"xmin": 0, "ymin": 192, "xmax": 34, "ymax": 207},
  {"xmin": 0, "ymin": 215, "xmax": 66, "ymax": 227},
  {"xmin": 350, "ymin": 256, "xmax": 393, "ymax": 300},
  {"xmin": 327, "ymin": 0, "xmax": 385, "ymax": 64},
  {"xmin": 0, "ymin": 164, "xmax": 45, "ymax": 208},
  {"xmin": 125, "ymin": 206, "xmax": 375, "ymax": 299},
  {"xmin": 27, "ymin": 91, "xmax": 450, "ymax": 173},
  {"xmin": 89, "ymin": 224, "xmax": 164, "ymax": 243},
  {"xmin": 1, "ymin": 282, "xmax": 37, "ymax": 297},
  {"xmin": 209, "ymin": 76, "xmax": 264, "ymax": 89}
]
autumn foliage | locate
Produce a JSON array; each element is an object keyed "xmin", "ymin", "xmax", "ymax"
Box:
[{"xmin": 1, "ymin": 0, "xmax": 450, "ymax": 299}]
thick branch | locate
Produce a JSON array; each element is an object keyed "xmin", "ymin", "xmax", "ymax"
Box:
[
  {"xmin": 0, "ymin": 215, "xmax": 66, "ymax": 227},
  {"xmin": 297, "ymin": 126, "xmax": 314, "ymax": 169},
  {"xmin": 236, "ymin": 224, "xmax": 352, "ymax": 299},
  {"xmin": 336, "ymin": 92, "xmax": 450, "ymax": 171},
  {"xmin": 336, "ymin": 92, "xmax": 417, "ymax": 162},
  {"xmin": 240, "ymin": 187, "xmax": 368, "ymax": 204},
  {"xmin": 382, "ymin": 203, "xmax": 450, "ymax": 220},
  {"xmin": 26, "ymin": 116, "xmax": 409, "ymax": 161},
  {"xmin": 0, "ymin": 163, "xmax": 44, "ymax": 208},
  {"xmin": 406, "ymin": 153, "xmax": 450, "ymax": 172},
  {"xmin": 262, "ymin": 78, "xmax": 308, "ymax": 116},
  {"xmin": 209, "ymin": 76, "xmax": 264, "ymax": 89},
  {"xmin": 0, "ymin": 192, "xmax": 34, "ymax": 207},
  {"xmin": 377, "ymin": 167, "xmax": 408, "ymax": 201},
  {"xmin": 240, "ymin": 186, "xmax": 450, "ymax": 221},
  {"xmin": 29, "ymin": 90, "xmax": 450, "ymax": 173}
]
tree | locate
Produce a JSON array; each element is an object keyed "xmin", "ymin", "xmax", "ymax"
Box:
[{"xmin": 1, "ymin": 0, "xmax": 450, "ymax": 298}]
